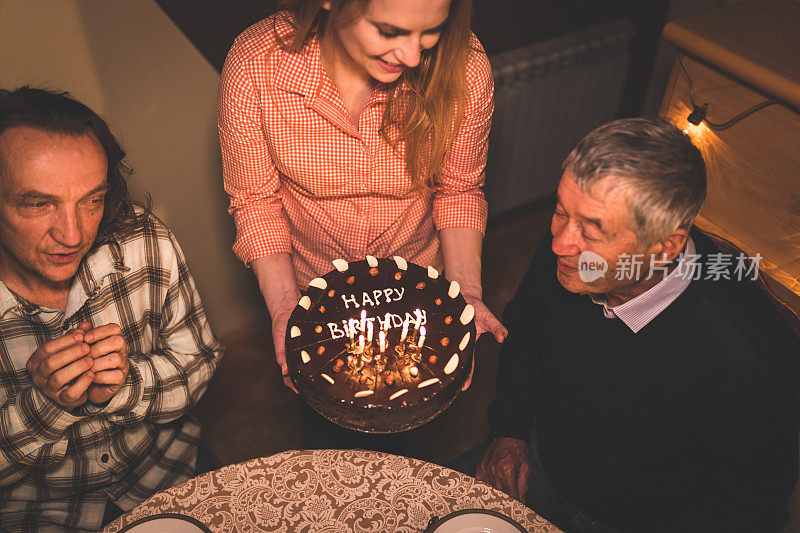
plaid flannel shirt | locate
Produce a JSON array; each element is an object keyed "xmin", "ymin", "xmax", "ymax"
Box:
[
  {"xmin": 0, "ymin": 211, "xmax": 222, "ymax": 532},
  {"xmin": 218, "ymin": 14, "xmax": 493, "ymax": 285}
]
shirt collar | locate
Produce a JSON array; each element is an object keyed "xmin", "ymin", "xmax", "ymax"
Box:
[
  {"xmin": 590, "ymin": 237, "xmax": 696, "ymax": 333},
  {"xmin": 0, "ymin": 240, "xmax": 127, "ymax": 319},
  {"xmin": 272, "ymin": 36, "xmax": 321, "ymax": 104},
  {"xmin": 272, "ymin": 35, "xmax": 392, "ymax": 109}
]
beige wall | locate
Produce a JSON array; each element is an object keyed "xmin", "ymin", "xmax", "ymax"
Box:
[
  {"xmin": 642, "ymin": 0, "xmax": 745, "ymax": 116},
  {"xmin": 0, "ymin": 0, "xmax": 265, "ymax": 337}
]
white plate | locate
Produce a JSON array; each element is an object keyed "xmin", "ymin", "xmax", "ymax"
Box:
[
  {"xmin": 427, "ymin": 509, "xmax": 527, "ymax": 533},
  {"xmin": 118, "ymin": 514, "xmax": 210, "ymax": 533}
]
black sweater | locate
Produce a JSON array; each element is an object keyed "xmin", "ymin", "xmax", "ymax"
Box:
[{"xmin": 488, "ymin": 232, "xmax": 799, "ymax": 532}]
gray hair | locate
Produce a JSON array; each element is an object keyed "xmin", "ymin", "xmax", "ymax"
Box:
[{"xmin": 564, "ymin": 117, "xmax": 706, "ymax": 248}]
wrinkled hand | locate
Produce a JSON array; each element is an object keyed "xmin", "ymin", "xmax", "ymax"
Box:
[
  {"xmin": 271, "ymin": 299, "xmax": 299, "ymax": 393},
  {"xmin": 476, "ymin": 437, "xmax": 531, "ymax": 503},
  {"xmin": 461, "ymin": 295, "xmax": 508, "ymax": 390},
  {"xmin": 80, "ymin": 322, "xmax": 129, "ymax": 404},
  {"xmin": 26, "ymin": 328, "xmax": 94, "ymax": 410}
]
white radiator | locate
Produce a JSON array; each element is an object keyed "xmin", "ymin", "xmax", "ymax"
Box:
[{"xmin": 485, "ymin": 20, "xmax": 635, "ymax": 216}]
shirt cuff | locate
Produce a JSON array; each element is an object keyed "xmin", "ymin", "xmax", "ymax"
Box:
[
  {"xmin": 231, "ymin": 210, "xmax": 293, "ymax": 265},
  {"xmin": 23, "ymin": 387, "xmax": 84, "ymax": 441},
  {"xmin": 432, "ymin": 192, "xmax": 488, "ymax": 233},
  {"xmin": 87, "ymin": 365, "xmax": 144, "ymax": 416}
]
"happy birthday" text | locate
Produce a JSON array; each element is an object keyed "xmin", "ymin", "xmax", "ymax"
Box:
[{"xmin": 340, "ymin": 288, "xmax": 405, "ymax": 309}]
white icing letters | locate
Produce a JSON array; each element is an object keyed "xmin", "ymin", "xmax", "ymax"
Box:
[
  {"xmin": 340, "ymin": 287, "xmax": 405, "ymax": 310},
  {"xmin": 328, "ymin": 323, "xmax": 345, "ymax": 339},
  {"xmin": 341, "ymin": 293, "xmax": 359, "ymax": 309},
  {"xmin": 362, "ymin": 292, "xmax": 375, "ymax": 307},
  {"xmin": 372, "ymin": 290, "xmax": 383, "ymax": 305},
  {"xmin": 403, "ymin": 310, "xmax": 426, "ymax": 326}
]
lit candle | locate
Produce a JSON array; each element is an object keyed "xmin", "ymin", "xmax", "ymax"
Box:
[
  {"xmin": 417, "ymin": 326, "xmax": 426, "ymax": 349},
  {"xmin": 400, "ymin": 317, "xmax": 410, "ymax": 341},
  {"xmin": 379, "ymin": 330, "xmax": 386, "ymax": 353},
  {"xmin": 348, "ymin": 319, "xmax": 357, "ymax": 341},
  {"xmin": 360, "ymin": 309, "xmax": 367, "ymax": 333},
  {"xmin": 358, "ymin": 334, "xmax": 365, "ymax": 353},
  {"xmin": 367, "ymin": 320, "xmax": 373, "ymax": 344},
  {"xmin": 384, "ymin": 312, "xmax": 391, "ymax": 332},
  {"xmin": 413, "ymin": 308, "xmax": 423, "ymax": 335}
]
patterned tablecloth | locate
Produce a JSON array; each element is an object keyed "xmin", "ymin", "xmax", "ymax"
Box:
[{"xmin": 103, "ymin": 449, "xmax": 560, "ymax": 532}]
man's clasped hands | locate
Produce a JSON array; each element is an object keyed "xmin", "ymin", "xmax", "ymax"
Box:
[{"xmin": 26, "ymin": 322, "xmax": 129, "ymax": 409}]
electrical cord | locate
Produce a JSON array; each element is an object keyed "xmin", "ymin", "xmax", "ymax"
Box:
[{"xmin": 677, "ymin": 51, "xmax": 780, "ymax": 130}]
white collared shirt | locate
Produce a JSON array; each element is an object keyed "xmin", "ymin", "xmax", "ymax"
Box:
[{"xmin": 590, "ymin": 238, "xmax": 696, "ymax": 333}]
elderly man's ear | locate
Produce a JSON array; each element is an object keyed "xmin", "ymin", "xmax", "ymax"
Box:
[{"xmin": 653, "ymin": 229, "xmax": 690, "ymax": 263}]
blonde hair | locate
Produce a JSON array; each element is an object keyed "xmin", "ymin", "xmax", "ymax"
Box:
[{"xmin": 274, "ymin": 0, "xmax": 474, "ymax": 188}]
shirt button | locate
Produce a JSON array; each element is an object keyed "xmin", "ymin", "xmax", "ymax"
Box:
[
  {"xmin": 362, "ymin": 145, "xmax": 368, "ymax": 154},
  {"xmin": 101, "ymin": 453, "xmax": 110, "ymax": 463}
]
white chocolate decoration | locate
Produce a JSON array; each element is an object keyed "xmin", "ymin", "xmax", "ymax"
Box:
[
  {"xmin": 448, "ymin": 280, "xmax": 460, "ymax": 298},
  {"xmin": 460, "ymin": 304, "xmax": 475, "ymax": 325},
  {"xmin": 301, "ymin": 350, "xmax": 311, "ymax": 364},
  {"xmin": 393, "ymin": 256, "xmax": 408, "ymax": 270},
  {"xmin": 444, "ymin": 354, "xmax": 459, "ymax": 375},
  {"xmin": 390, "ymin": 389, "xmax": 408, "ymax": 400},
  {"xmin": 290, "ymin": 326, "xmax": 301, "ymax": 338},
  {"xmin": 354, "ymin": 390, "xmax": 374, "ymax": 398},
  {"xmin": 298, "ymin": 295, "xmax": 311, "ymax": 310},
  {"xmin": 321, "ymin": 373, "xmax": 335, "ymax": 385},
  {"xmin": 427, "ymin": 266, "xmax": 439, "ymax": 279},
  {"xmin": 309, "ymin": 277, "xmax": 327, "ymax": 290},
  {"xmin": 459, "ymin": 332, "xmax": 471, "ymax": 351},
  {"xmin": 332, "ymin": 259, "xmax": 349, "ymax": 272},
  {"xmin": 366, "ymin": 255, "xmax": 378, "ymax": 268},
  {"xmin": 418, "ymin": 378, "xmax": 441, "ymax": 388},
  {"xmin": 409, "ymin": 366, "xmax": 419, "ymax": 377}
]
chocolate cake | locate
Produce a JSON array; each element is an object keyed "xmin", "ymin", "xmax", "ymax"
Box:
[{"xmin": 285, "ymin": 255, "xmax": 477, "ymax": 433}]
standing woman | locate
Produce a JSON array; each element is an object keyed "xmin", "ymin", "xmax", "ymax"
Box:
[{"xmin": 218, "ymin": 0, "xmax": 506, "ymax": 406}]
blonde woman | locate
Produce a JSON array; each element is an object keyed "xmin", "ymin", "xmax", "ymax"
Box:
[{"xmin": 218, "ymin": 0, "xmax": 506, "ymax": 410}]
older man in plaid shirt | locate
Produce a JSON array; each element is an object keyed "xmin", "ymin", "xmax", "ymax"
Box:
[{"xmin": 0, "ymin": 87, "xmax": 223, "ymax": 531}]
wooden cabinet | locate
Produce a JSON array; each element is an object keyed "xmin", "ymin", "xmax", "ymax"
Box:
[{"xmin": 659, "ymin": 0, "xmax": 800, "ymax": 327}]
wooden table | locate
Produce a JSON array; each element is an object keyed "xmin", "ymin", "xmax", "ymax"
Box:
[{"xmin": 103, "ymin": 449, "xmax": 560, "ymax": 532}]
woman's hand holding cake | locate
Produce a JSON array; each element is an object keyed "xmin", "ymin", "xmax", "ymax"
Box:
[
  {"xmin": 251, "ymin": 253, "xmax": 300, "ymax": 393},
  {"xmin": 440, "ymin": 228, "xmax": 508, "ymax": 390}
]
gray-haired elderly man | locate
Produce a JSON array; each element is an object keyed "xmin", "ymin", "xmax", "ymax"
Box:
[{"xmin": 463, "ymin": 118, "xmax": 799, "ymax": 532}]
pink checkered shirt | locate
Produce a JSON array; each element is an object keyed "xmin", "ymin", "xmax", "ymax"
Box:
[{"xmin": 218, "ymin": 14, "xmax": 492, "ymax": 285}]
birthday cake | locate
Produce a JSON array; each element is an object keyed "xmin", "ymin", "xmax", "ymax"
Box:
[{"xmin": 285, "ymin": 256, "xmax": 477, "ymax": 433}]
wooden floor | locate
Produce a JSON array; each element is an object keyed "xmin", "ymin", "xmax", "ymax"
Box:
[{"xmin": 195, "ymin": 199, "xmax": 555, "ymax": 467}]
